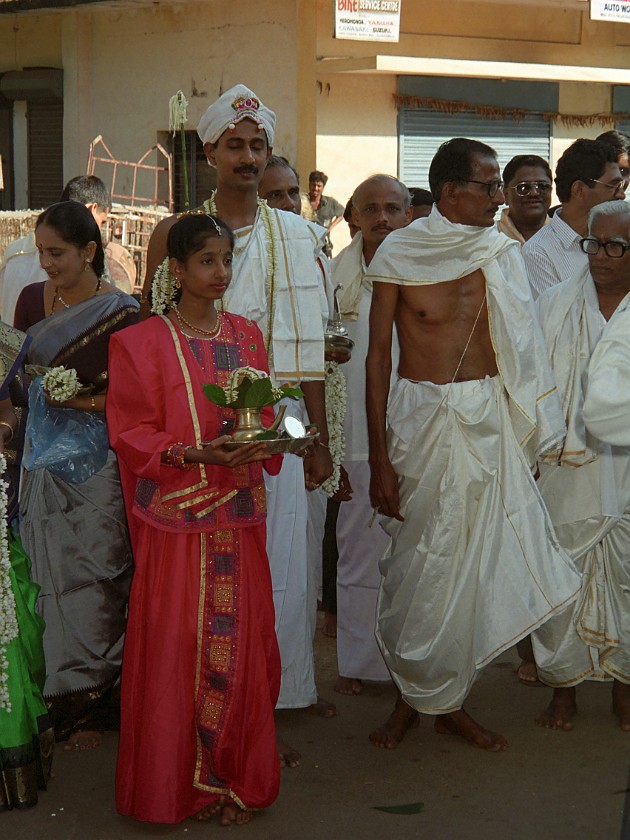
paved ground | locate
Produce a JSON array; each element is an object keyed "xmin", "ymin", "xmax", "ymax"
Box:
[{"xmin": 4, "ymin": 622, "xmax": 630, "ymax": 840}]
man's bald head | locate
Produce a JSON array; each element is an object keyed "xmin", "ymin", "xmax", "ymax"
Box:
[
  {"xmin": 351, "ymin": 174, "xmax": 412, "ymax": 257},
  {"xmin": 352, "ymin": 174, "xmax": 410, "ymax": 209}
]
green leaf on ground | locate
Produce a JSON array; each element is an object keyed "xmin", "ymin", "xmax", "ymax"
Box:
[{"xmin": 372, "ymin": 802, "xmax": 425, "ymax": 815}]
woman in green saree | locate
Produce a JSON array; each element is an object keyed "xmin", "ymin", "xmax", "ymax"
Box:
[{"xmin": 0, "ymin": 322, "xmax": 53, "ymax": 810}]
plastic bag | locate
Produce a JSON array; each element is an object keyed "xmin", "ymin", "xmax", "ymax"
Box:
[{"xmin": 22, "ymin": 377, "xmax": 109, "ymax": 483}]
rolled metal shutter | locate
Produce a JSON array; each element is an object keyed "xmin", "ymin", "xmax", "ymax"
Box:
[
  {"xmin": 399, "ymin": 110, "xmax": 552, "ymax": 190},
  {"xmin": 28, "ymin": 98, "xmax": 64, "ymax": 208}
]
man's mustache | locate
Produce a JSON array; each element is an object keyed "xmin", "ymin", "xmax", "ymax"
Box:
[{"xmin": 233, "ymin": 165, "xmax": 259, "ymax": 175}]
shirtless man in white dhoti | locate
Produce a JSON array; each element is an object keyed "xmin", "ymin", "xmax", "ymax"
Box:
[
  {"xmin": 533, "ymin": 199, "xmax": 630, "ymax": 733},
  {"xmin": 366, "ymin": 138, "xmax": 580, "ymax": 751},
  {"xmin": 142, "ymin": 85, "xmax": 334, "ymax": 767}
]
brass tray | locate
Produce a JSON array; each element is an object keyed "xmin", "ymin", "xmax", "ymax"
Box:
[{"xmin": 207, "ymin": 434, "xmax": 319, "ymax": 455}]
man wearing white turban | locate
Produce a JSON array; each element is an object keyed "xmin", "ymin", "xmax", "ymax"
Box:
[{"xmin": 142, "ymin": 84, "xmax": 334, "ymax": 767}]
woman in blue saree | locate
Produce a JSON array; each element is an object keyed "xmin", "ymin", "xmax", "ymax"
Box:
[{"xmin": 14, "ymin": 201, "xmax": 139, "ymax": 751}]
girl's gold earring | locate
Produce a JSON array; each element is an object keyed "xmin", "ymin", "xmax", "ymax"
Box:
[{"xmin": 174, "ymin": 277, "xmax": 182, "ymax": 289}]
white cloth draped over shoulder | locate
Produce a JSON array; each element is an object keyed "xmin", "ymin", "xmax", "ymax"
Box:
[
  {"xmin": 364, "ymin": 206, "xmax": 581, "ymax": 713},
  {"xmin": 584, "ymin": 295, "xmax": 630, "ymax": 447},
  {"xmin": 334, "ymin": 232, "xmax": 371, "ymax": 322},
  {"xmin": 533, "ymin": 274, "xmax": 630, "ymax": 686},
  {"xmin": 365, "ymin": 205, "xmax": 566, "ymax": 464},
  {"xmin": 221, "ymin": 205, "xmax": 328, "ymax": 385}
]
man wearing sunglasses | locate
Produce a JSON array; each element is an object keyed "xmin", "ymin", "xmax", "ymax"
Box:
[
  {"xmin": 498, "ymin": 155, "xmax": 553, "ymax": 245},
  {"xmin": 534, "ymin": 199, "xmax": 630, "ymax": 734},
  {"xmin": 523, "ymin": 139, "xmax": 627, "ymax": 298},
  {"xmin": 364, "ymin": 137, "xmax": 579, "ymax": 753}
]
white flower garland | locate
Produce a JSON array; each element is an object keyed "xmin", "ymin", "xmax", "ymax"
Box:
[
  {"xmin": 42, "ymin": 366, "xmax": 81, "ymax": 402},
  {"xmin": 168, "ymin": 90, "xmax": 188, "ymax": 133},
  {"xmin": 0, "ymin": 453, "xmax": 17, "ymax": 713},
  {"xmin": 151, "ymin": 258, "xmax": 177, "ymax": 315},
  {"xmin": 225, "ymin": 366, "xmax": 268, "ymax": 403},
  {"xmin": 320, "ymin": 361, "xmax": 346, "ymax": 497},
  {"xmin": 204, "ymin": 192, "xmax": 278, "ymax": 362}
]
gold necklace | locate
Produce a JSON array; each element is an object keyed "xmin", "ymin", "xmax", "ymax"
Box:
[{"xmin": 173, "ymin": 306, "xmax": 222, "ymax": 339}]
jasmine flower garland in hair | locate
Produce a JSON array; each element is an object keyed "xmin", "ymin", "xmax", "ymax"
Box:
[
  {"xmin": 0, "ymin": 453, "xmax": 18, "ymax": 712},
  {"xmin": 151, "ymin": 258, "xmax": 177, "ymax": 315}
]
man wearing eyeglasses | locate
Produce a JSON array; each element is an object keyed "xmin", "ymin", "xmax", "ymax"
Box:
[
  {"xmin": 523, "ymin": 139, "xmax": 627, "ymax": 298},
  {"xmin": 364, "ymin": 137, "xmax": 580, "ymax": 753},
  {"xmin": 533, "ymin": 199, "xmax": 630, "ymax": 734},
  {"xmin": 498, "ymin": 155, "xmax": 553, "ymax": 245}
]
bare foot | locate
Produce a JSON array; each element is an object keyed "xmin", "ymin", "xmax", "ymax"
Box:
[
  {"xmin": 308, "ymin": 695, "xmax": 338, "ymax": 718},
  {"xmin": 517, "ymin": 659, "xmax": 540, "ymax": 685},
  {"xmin": 369, "ymin": 693, "xmax": 419, "ymax": 749},
  {"xmin": 63, "ymin": 730, "xmax": 102, "ymax": 751},
  {"xmin": 277, "ymin": 735, "xmax": 301, "ymax": 768},
  {"xmin": 535, "ymin": 687, "xmax": 577, "ymax": 731},
  {"xmin": 334, "ymin": 676, "xmax": 363, "ymax": 696},
  {"xmin": 194, "ymin": 802, "xmax": 222, "ymax": 821},
  {"xmin": 435, "ymin": 709, "xmax": 508, "ymax": 751},
  {"xmin": 613, "ymin": 680, "xmax": 630, "ymax": 731},
  {"xmin": 220, "ymin": 801, "xmax": 251, "ymax": 826},
  {"xmin": 323, "ymin": 612, "xmax": 337, "ymax": 638}
]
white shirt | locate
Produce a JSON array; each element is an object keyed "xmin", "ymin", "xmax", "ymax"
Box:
[
  {"xmin": 522, "ymin": 208, "xmax": 587, "ymax": 298},
  {"xmin": 584, "ymin": 294, "xmax": 630, "ymax": 447}
]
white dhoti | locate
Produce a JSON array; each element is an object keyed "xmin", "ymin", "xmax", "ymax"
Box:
[
  {"xmin": 376, "ymin": 376, "xmax": 581, "ymax": 715},
  {"xmin": 532, "ymin": 474, "xmax": 630, "ymax": 686},
  {"xmin": 266, "ymin": 398, "xmax": 317, "ymax": 709},
  {"xmin": 266, "ymin": 454, "xmax": 316, "ymax": 708},
  {"xmin": 531, "ymin": 275, "xmax": 630, "ymax": 686},
  {"xmin": 336, "ymin": 461, "xmax": 390, "ymax": 681}
]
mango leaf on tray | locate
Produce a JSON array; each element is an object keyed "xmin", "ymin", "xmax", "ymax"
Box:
[
  {"xmin": 243, "ymin": 377, "xmax": 275, "ymax": 408},
  {"xmin": 203, "ymin": 383, "xmax": 227, "ymax": 406}
]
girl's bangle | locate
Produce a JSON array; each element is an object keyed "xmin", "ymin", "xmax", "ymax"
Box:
[
  {"xmin": 0, "ymin": 421, "xmax": 14, "ymax": 443},
  {"xmin": 165, "ymin": 442, "xmax": 195, "ymax": 470}
]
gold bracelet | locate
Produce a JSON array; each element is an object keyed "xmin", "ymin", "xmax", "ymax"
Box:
[
  {"xmin": 91, "ymin": 396, "xmax": 96, "ymax": 410},
  {"xmin": 319, "ymin": 441, "xmax": 330, "ymax": 449},
  {"xmin": 0, "ymin": 420, "xmax": 14, "ymax": 442}
]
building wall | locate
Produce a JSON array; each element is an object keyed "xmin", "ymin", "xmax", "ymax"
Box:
[
  {"xmin": 0, "ymin": 0, "xmax": 628, "ymax": 240},
  {"xmin": 0, "ymin": 1, "xmax": 301, "ymax": 202},
  {"xmin": 313, "ymin": 0, "xmax": 630, "ymax": 253}
]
